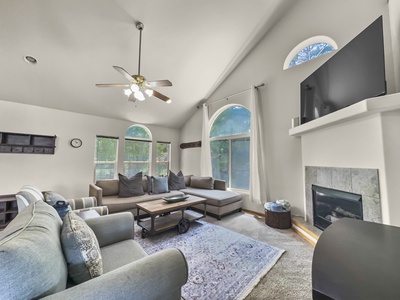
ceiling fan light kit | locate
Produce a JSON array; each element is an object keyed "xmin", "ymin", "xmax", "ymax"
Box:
[{"xmin": 96, "ymin": 22, "xmax": 172, "ymax": 104}]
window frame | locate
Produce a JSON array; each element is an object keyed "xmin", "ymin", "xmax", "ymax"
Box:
[
  {"xmin": 209, "ymin": 104, "xmax": 250, "ymax": 191},
  {"xmin": 155, "ymin": 141, "xmax": 171, "ymax": 177},
  {"xmin": 94, "ymin": 135, "xmax": 119, "ymax": 181},
  {"xmin": 124, "ymin": 125, "xmax": 152, "ymax": 176}
]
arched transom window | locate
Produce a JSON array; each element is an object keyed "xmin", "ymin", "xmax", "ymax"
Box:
[
  {"xmin": 210, "ymin": 105, "xmax": 250, "ymax": 190},
  {"xmin": 284, "ymin": 36, "xmax": 337, "ymax": 70}
]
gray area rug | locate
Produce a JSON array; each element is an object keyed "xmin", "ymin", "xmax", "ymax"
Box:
[
  {"xmin": 135, "ymin": 220, "xmax": 285, "ymax": 300},
  {"xmin": 208, "ymin": 213, "xmax": 314, "ymax": 300}
]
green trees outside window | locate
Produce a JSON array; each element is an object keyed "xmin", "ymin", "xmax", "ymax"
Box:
[
  {"xmin": 210, "ymin": 105, "xmax": 250, "ymax": 190},
  {"xmin": 124, "ymin": 125, "xmax": 152, "ymax": 177},
  {"xmin": 95, "ymin": 137, "xmax": 118, "ymax": 180},
  {"xmin": 156, "ymin": 142, "xmax": 170, "ymax": 176}
]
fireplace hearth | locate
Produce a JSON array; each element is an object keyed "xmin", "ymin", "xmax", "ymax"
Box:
[{"xmin": 312, "ymin": 185, "xmax": 363, "ymax": 230}]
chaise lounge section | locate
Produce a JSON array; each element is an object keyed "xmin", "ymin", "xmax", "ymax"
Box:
[{"xmin": 182, "ymin": 175, "xmax": 243, "ymax": 220}]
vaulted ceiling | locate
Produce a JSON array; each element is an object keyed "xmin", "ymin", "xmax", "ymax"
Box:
[{"xmin": 0, "ymin": 0, "xmax": 292, "ymax": 128}]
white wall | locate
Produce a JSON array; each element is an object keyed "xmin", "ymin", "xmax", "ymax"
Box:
[
  {"xmin": 388, "ymin": 0, "xmax": 400, "ymax": 91},
  {"xmin": 0, "ymin": 100, "xmax": 181, "ymax": 198},
  {"xmin": 180, "ymin": 0, "xmax": 393, "ymax": 216}
]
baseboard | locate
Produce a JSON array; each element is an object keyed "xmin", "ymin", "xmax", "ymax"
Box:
[
  {"xmin": 291, "ymin": 218, "xmax": 319, "ymax": 247},
  {"xmin": 242, "ymin": 208, "xmax": 264, "ymax": 217},
  {"xmin": 242, "ymin": 209, "xmax": 319, "ymax": 247}
]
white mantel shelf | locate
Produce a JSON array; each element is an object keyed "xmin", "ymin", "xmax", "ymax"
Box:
[{"xmin": 289, "ymin": 93, "xmax": 400, "ymax": 137}]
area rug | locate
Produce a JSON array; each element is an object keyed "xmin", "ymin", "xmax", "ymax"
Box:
[{"xmin": 135, "ymin": 220, "xmax": 285, "ymax": 300}]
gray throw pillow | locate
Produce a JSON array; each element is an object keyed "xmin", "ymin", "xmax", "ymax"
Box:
[
  {"xmin": 61, "ymin": 211, "xmax": 103, "ymax": 284},
  {"xmin": 190, "ymin": 176, "xmax": 214, "ymax": 190},
  {"xmin": 118, "ymin": 172, "xmax": 144, "ymax": 197},
  {"xmin": 43, "ymin": 191, "xmax": 66, "ymax": 206},
  {"xmin": 152, "ymin": 176, "xmax": 169, "ymax": 194},
  {"xmin": 168, "ymin": 170, "xmax": 187, "ymax": 190},
  {"xmin": 146, "ymin": 175, "xmax": 153, "ymax": 194}
]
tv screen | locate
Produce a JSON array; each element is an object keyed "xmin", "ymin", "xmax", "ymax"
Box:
[{"xmin": 300, "ymin": 16, "xmax": 386, "ymax": 124}]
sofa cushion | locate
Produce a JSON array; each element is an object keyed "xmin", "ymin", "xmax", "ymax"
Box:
[
  {"xmin": 118, "ymin": 172, "xmax": 145, "ymax": 197},
  {"xmin": 102, "ymin": 190, "xmax": 185, "ymax": 213},
  {"xmin": 0, "ymin": 201, "xmax": 67, "ymax": 299},
  {"xmin": 20, "ymin": 185, "xmax": 44, "ymax": 201},
  {"xmin": 61, "ymin": 211, "xmax": 103, "ymax": 284},
  {"xmin": 181, "ymin": 187, "xmax": 242, "ymax": 207},
  {"xmin": 190, "ymin": 176, "xmax": 214, "ymax": 190},
  {"xmin": 16, "ymin": 185, "xmax": 45, "ymax": 213},
  {"xmin": 44, "ymin": 191, "xmax": 66, "ymax": 205},
  {"xmin": 95, "ymin": 179, "xmax": 119, "ymax": 196},
  {"xmin": 145, "ymin": 175, "xmax": 153, "ymax": 194},
  {"xmin": 101, "ymin": 240, "xmax": 148, "ymax": 273},
  {"xmin": 168, "ymin": 170, "xmax": 187, "ymax": 190},
  {"xmin": 152, "ymin": 176, "xmax": 169, "ymax": 194}
]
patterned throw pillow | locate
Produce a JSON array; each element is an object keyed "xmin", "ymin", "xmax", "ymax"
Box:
[
  {"xmin": 118, "ymin": 172, "xmax": 145, "ymax": 197},
  {"xmin": 151, "ymin": 176, "xmax": 169, "ymax": 194},
  {"xmin": 43, "ymin": 191, "xmax": 66, "ymax": 206},
  {"xmin": 61, "ymin": 211, "xmax": 103, "ymax": 284},
  {"xmin": 168, "ymin": 170, "xmax": 187, "ymax": 190},
  {"xmin": 16, "ymin": 185, "xmax": 45, "ymax": 213}
]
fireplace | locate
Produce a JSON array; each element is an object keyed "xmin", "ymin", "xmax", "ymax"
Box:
[{"xmin": 312, "ymin": 185, "xmax": 363, "ymax": 230}]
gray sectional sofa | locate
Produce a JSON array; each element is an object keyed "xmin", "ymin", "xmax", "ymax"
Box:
[
  {"xmin": 0, "ymin": 200, "xmax": 188, "ymax": 299},
  {"xmin": 89, "ymin": 178, "xmax": 185, "ymax": 216},
  {"xmin": 90, "ymin": 175, "xmax": 242, "ymax": 220}
]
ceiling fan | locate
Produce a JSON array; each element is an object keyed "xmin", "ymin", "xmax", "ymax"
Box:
[{"xmin": 96, "ymin": 22, "xmax": 172, "ymax": 104}]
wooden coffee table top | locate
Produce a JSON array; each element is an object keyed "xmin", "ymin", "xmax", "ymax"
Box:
[{"xmin": 136, "ymin": 195, "xmax": 206, "ymax": 215}]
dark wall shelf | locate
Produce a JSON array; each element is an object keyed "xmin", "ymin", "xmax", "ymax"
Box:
[
  {"xmin": 0, "ymin": 194, "xmax": 18, "ymax": 230},
  {"xmin": 0, "ymin": 132, "xmax": 56, "ymax": 154}
]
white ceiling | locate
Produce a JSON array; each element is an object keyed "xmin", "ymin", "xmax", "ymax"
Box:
[{"xmin": 0, "ymin": 0, "xmax": 292, "ymax": 128}]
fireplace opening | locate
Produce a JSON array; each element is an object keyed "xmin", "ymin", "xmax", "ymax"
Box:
[{"xmin": 312, "ymin": 185, "xmax": 363, "ymax": 230}]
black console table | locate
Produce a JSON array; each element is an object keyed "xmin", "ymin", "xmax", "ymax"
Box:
[{"xmin": 312, "ymin": 218, "xmax": 400, "ymax": 299}]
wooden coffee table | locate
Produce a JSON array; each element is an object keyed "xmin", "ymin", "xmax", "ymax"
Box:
[{"xmin": 136, "ymin": 195, "xmax": 206, "ymax": 238}]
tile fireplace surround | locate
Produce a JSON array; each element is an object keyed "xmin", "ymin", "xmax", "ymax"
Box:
[{"xmin": 305, "ymin": 166, "xmax": 382, "ymax": 227}]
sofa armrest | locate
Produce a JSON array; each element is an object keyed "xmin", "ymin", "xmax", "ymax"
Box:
[
  {"xmin": 214, "ymin": 179, "xmax": 226, "ymax": 191},
  {"xmin": 42, "ymin": 248, "xmax": 188, "ymax": 300},
  {"xmin": 73, "ymin": 206, "xmax": 109, "ymax": 216},
  {"xmin": 89, "ymin": 184, "xmax": 103, "ymax": 205},
  {"xmin": 85, "ymin": 212, "xmax": 134, "ymax": 247}
]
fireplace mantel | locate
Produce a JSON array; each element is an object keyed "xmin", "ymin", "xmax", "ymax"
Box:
[
  {"xmin": 291, "ymin": 92, "xmax": 400, "ymax": 226},
  {"xmin": 289, "ymin": 93, "xmax": 400, "ymax": 136}
]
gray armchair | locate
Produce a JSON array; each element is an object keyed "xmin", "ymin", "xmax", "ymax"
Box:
[{"xmin": 0, "ymin": 201, "xmax": 188, "ymax": 300}]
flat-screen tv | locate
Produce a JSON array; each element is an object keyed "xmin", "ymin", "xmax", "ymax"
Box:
[{"xmin": 300, "ymin": 16, "xmax": 386, "ymax": 124}]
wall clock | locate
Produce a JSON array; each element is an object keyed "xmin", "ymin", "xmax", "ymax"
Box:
[{"xmin": 70, "ymin": 138, "xmax": 82, "ymax": 148}]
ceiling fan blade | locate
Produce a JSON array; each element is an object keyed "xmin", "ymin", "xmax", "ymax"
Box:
[
  {"xmin": 152, "ymin": 90, "xmax": 170, "ymax": 102},
  {"xmin": 95, "ymin": 84, "xmax": 130, "ymax": 87},
  {"xmin": 113, "ymin": 66, "xmax": 136, "ymax": 82},
  {"xmin": 146, "ymin": 80, "xmax": 173, "ymax": 87}
]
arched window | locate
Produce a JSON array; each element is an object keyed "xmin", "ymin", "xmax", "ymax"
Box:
[
  {"xmin": 283, "ymin": 36, "xmax": 337, "ymax": 70},
  {"xmin": 124, "ymin": 125, "xmax": 152, "ymax": 176},
  {"xmin": 210, "ymin": 105, "xmax": 250, "ymax": 190}
]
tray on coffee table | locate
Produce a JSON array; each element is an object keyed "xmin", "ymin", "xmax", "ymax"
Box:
[{"xmin": 162, "ymin": 195, "xmax": 189, "ymax": 203}]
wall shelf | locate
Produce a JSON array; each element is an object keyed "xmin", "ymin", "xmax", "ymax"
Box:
[
  {"xmin": 0, "ymin": 194, "xmax": 17, "ymax": 230},
  {"xmin": 289, "ymin": 93, "xmax": 400, "ymax": 137},
  {"xmin": 0, "ymin": 131, "xmax": 56, "ymax": 154}
]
